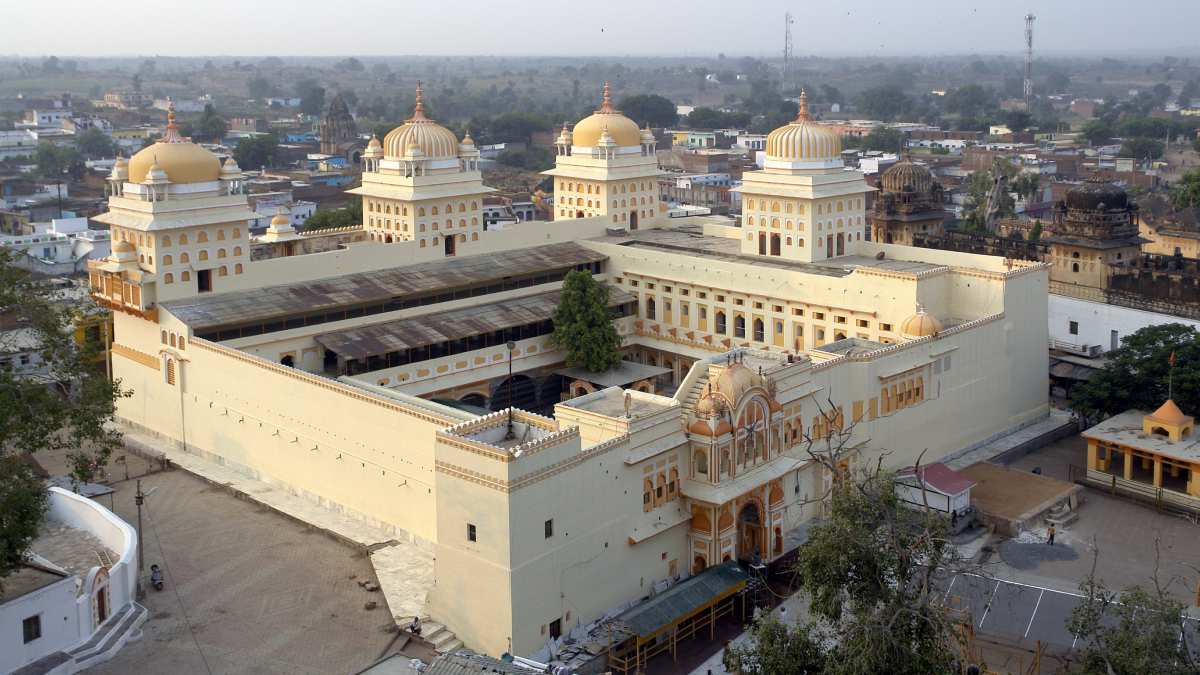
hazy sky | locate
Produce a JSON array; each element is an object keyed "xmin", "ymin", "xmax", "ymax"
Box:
[{"xmin": 3, "ymin": 0, "xmax": 1192, "ymax": 58}]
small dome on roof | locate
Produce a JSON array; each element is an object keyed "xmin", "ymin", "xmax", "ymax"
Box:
[
  {"xmin": 900, "ymin": 304, "xmax": 943, "ymax": 337},
  {"xmin": 382, "ymin": 83, "xmax": 460, "ymax": 160},
  {"xmin": 1149, "ymin": 399, "xmax": 1191, "ymax": 426},
  {"xmin": 689, "ymin": 419, "xmax": 733, "ymax": 437},
  {"xmin": 271, "ymin": 209, "xmax": 290, "ymax": 227},
  {"xmin": 881, "ymin": 159, "xmax": 934, "ymax": 194},
  {"xmin": 765, "ymin": 90, "xmax": 841, "ymax": 163},
  {"xmin": 572, "ymin": 82, "xmax": 642, "ymax": 147},
  {"xmin": 144, "ymin": 161, "xmax": 170, "ymax": 184},
  {"xmin": 715, "ymin": 361, "xmax": 760, "ymax": 402},
  {"xmin": 112, "ymin": 239, "xmax": 134, "ymax": 253},
  {"xmin": 128, "ymin": 102, "xmax": 220, "ymax": 184}
]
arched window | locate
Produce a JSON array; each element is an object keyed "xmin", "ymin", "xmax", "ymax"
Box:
[
  {"xmin": 458, "ymin": 203, "xmax": 466, "ymax": 212},
  {"xmin": 164, "ymin": 272, "xmax": 174, "ymax": 283},
  {"xmin": 646, "ymin": 297, "xmax": 656, "ymax": 320},
  {"xmin": 753, "ymin": 318, "xmax": 765, "ymax": 342},
  {"xmin": 170, "ymin": 333, "xmax": 176, "ymax": 347},
  {"xmin": 217, "ymin": 249, "xmax": 226, "ymax": 259},
  {"xmin": 218, "ymin": 266, "xmax": 228, "ymax": 277},
  {"xmin": 431, "ymin": 206, "xmax": 439, "ymax": 215},
  {"xmin": 668, "ymin": 467, "xmax": 679, "ymax": 499},
  {"xmin": 162, "ymin": 235, "xmax": 172, "ymax": 247},
  {"xmin": 643, "ymin": 479, "xmax": 653, "ymax": 512},
  {"xmin": 163, "ymin": 254, "xmax": 173, "ymax": 266},
  {"xmin": 161, "ymin": 330, "xmax": 168, "ymax": 344},
  {"xmin": 418, "ymin": 207, "xmax": 426, "ymax": 217},
  {"xmin": 235, "ymin": 263, "xmax": 243, "ymax": 274},
  {"xmin": 180, "ymin": 252, "xmax": 189, "ymax": 263},
  {"xmin": 233, "ymin": 246, "xmax": 242, "ymax": 256},
  {"xmin": 179, "ymin": 234, "xmax": 188, "ymax": 245},
  {"xmin": 199, "ymin": 250, "xmax": 208, "ymax": 261},
  {"xmin": 1072, "ymin": 262, "xmax": 1080, "ymax": 273},
  {"xmin": 182, "ymin": 271, "xmax": 191, "ymax": 282},
  {"xmin": 720, "ymin": 450, "xmax": 731, "ymax": 477},
  {"xmin": 716, "ymin": 311, "xmax": 727, "ymax": 334},
  {"xmin": 471, "ymin": 201, "xmax": 477, "ymax": 209},
  {"xmin": 197, "ymin": 231, "xmax": 208, "ymax": 243},
  {"xmin": 694, "ymin": 449, "xmax": 708, "ymax": 477},
  {"xmin": 735, "ymin": 315, "xmax": 746, "ymax": 338},
  {"xmin": 216, "ymin": 229, "xmax": 225, "ymax": 240}
]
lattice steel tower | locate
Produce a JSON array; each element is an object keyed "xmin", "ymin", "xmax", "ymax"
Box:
[
  {"xmin": 782, "ymin": 12, "xmax": 794, "ymax": 94},
  {"xmin": 1024, "ymin": 13, "xmax": 1036, "ymax": 100}
]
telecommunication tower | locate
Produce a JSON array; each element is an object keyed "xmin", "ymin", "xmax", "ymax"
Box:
[
  {"xmin": 783, "ymin": 12, "xmax": 795, "ymax": 94},
  {"xmin": 1024, "ymin": 13, "xmax": 1036, "ymax": 100}
]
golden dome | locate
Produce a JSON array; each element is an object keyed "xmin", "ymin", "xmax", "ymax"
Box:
[
  {"xmin": 112, "ymin": 239, "xmax": 135, "ymax": 253},
  {"xmin": 715, "ymin": 361, "xmax": 760, "ymax": 402},
  {"xmin": 128, "ymin": 103, "xmax": 221, "ymax": 184},
  {"xmin": 460, "ymin": 130, "xmax": 475, "ymax": 146},
  {"xmin": 900, "ymin": 305, "xmax": 943, "ymax": 337},
  {"xmin": 382, "ymin": 82, "xmax": 460, "ymax": 160},
  {"xmin": 271, "ymin": 209, "xmax": 291, "ymax": 227},
  {"xmin": 765, "ymin": 91, "xmax": 841, "ymax": 163},
  {"xmin": 571, "ymin": 82, "xmax": 642, "ymax": 148}
]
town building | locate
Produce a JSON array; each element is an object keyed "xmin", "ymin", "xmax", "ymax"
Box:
[
  {"xmin": 88, "ymin": 86, "xmax": 1049, "ymax": 659},
  {"xmin": 101, "ymin": 91, "xmax": 152, "ymax": 110},
  {"xmin": 0, "ymin": 487, "xmax": 143, "ymax": 674},
  {"xmin": 318, "ymin": 94, "xmax": 364, "ymax": 163},
  {"xmin": 869, "ymin": 159, "xmax": 945, "ymax": 245}
]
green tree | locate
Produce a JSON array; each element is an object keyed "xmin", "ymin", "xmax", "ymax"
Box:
[
  {"xmin": 75, "ymin": 128, "xmax": 115, "ymax": 159},
  {"xmin": 1012, "ymin": 171, "xmax": 1041, "ymax": 204},
  {"xmin": 855, "ymin": 86, "xmax": 911, "ymax": 121},
  {"xmin": 193, "ymin": 104, "xmax": 228, "ymax": 143},
  {"xmin": 943, "ymin": 84, "xmax": 996, "ymax": 118},
  {"xmin": 34, "ymin": 142, "xmax": 81, "ymax": 179},
  {"xmin": 232, "ymin": 134, "xmax": 279, "ymax": 170},
  {"xmin": 1119, "ymin": 137, "xmax": 1164, "ymax": 160},
  {"xmin": 1082, "ymin": 119, "xmax": 1115, "ymax": 146},
  {"xmin": 1072, "ymin": 323, "xmax": 1200, "ymax": 420},
  {"xmin": 1028, "ymin": 221, "xmax": 1043, "ymax": 242},
  {"xmin": 247, "ymin": 75, "xmax": 273, "ymax": 99},
  {"xmin": 0, "ymin": 249, "xmax": 129, "ymax": 586},
  {"xmin": 617, "ymin": 94, "xmax": 677, "ymax": 128},
  {"xmin": 551, "ymin": 270, "xmax": 621, "ymax": 372},
  {"xmin": 302, "ymin": 200, "xmax": 361, "ymax": 231},
  {"xmin": 497, "ymin": 146, "xmax": 554, "ymax": 172},
  {"xmin": 296, "ymin": 79, "xmax": 326, "ymax": 116},
  {"xmin": 723, "ymin": 614, "xmax": 825, "ymax": 674},
  {"xmin": 862, "ymin": 127, "xmax": 904, "ymax": 153},
  {"xmin": 1172, "ymin": 169, "xmax": 1200, "ymax": 209}
]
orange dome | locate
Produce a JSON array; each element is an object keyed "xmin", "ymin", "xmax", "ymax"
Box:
[{"xmin": 715, "ymin": 362, "xmax": 759, "ymax": 402}]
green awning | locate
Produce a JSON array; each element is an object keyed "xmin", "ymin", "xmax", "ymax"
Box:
[{"xmin": 614, "ymin": 561, "xmax": 747, "ymax": 639}]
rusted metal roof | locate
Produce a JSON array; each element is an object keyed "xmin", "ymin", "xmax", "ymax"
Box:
[
  {"xmin": 161, "ymin": 242, "xmax": 607, "ymax": 332},
  {"xmin": 314, "ymin": 285, "xmax": 634, "ymax": 361}
]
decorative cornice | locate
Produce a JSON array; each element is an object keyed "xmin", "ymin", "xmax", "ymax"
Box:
[{"xmin": 112, "ymin": 342, "xmax": 159, "ymax": 370}]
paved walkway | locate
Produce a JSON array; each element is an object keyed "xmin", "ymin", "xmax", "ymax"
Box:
[
  {"xmin": 119, "ymin": 426, "xmax": 436, "ymax": 627},
  {"xmin": 945, "ymin": 409, "xmax": 1076, "ymax": 470}
]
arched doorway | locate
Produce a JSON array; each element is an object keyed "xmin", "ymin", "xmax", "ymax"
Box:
[
  {"xmin": 826, "ymin": 236, "xmax": 833, "ymax": 258},
  {"xmin": 693, "ymin": 555, "xmax": 707, "ymax": 574},
  {"xmin": 836, "ymin": 232, "xmax": 845, "ymax": 255},
  {"xmin": 630, "ymin": 210, "xmax": 639, "ymax": 230},
  {"xmin": 459, "ymin": 393, "xmax": 488, "ymax": 409},
  {"xmin": 444, "ymin": 235, "xmax": 456, "ymax": 256},
  {"xmin": 280, "ymin": 355, "xmax": 295, "ymax": 368},
  {"xmin": 770, "ymin": 233, "xmax": 781, "ymax": 256},
  {"xmin": 490, "ymin": 374, "xmax": 538, "ymax": 412},
  {"xmin": 738, "ymin": 501, "xmax": 763, "ymax": 561},
  {"xmin": 758, "ymin": 233, "xmax": 767, "ymax": 255},
  {"xmin": 576, "ymin": 210, "xmax": 584, "ymax": 218}
]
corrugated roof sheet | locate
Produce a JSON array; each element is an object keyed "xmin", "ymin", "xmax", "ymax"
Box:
[
  {"xmin": 161, "ymin": 242, "xmax": 607, "ymax": 331},
  {"xmin": 614, "ymin": 561, "xmax": 747, "ymax": 638},
  {"xmin": 314, "ymin": 286, "xmax": 633, "ymax": 361}
]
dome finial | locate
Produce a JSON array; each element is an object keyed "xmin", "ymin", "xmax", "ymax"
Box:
[
  {"xmin": 598, "ymin": 81, "xmax": 616, "ymax": 113},
  {"xmin": 795, "ymin": 89, "xmax": 810, "ymax": 122},
  {"xmin": 411, "ymin": 81, "xmax": 427, "ymax": 121},
  {"xmin": 162, "ymin": 98, "xmax": 183, "ymax": 143}
]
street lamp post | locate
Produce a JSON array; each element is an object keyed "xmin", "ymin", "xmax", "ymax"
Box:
[
  {"xmin": 504, "ymin": 340, "xmax": 516, "ymax": 440},
  {"xmin": 134, "ymin": 480, "xmax": 158, "ymax": 599}
]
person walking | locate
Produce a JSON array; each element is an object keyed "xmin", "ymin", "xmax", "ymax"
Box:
[{"xmin": 1047, "ymin": 524, "xmax": 1056, "ymax": 546}]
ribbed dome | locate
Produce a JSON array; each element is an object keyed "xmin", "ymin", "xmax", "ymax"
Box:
[
  {"xmin": 715, "ymin": 362, "xmax": 759, "ymax": 402},
  {"xmin": 900, "ymin": 305, "xmax": 943, "ymax": 337},
  {"xmin": 765, "ymin": 91, "xmax": 841, "ymax": 163},
  {"xmin": 689, "ymin": 418, "xmax": 733, "ymax": 437},
  {"xmin": 364, "ymin": 135, "xmax": 383, "ymax": 159},
  {"xmin": 572, "ymin": 82, "xmax": 642, "ymax": 148},
  {"xmin": 881, "ymin": 160, "xmax": 934, "ymax": 194},
  {"xmin": 129, "ymin": 104, "xmax": 220, "ymax": 184},
  {"xmin": 1066, "ymin": 178, "xmax": 1128, "ymax": 211},
  {"xmin": 382, "ymin": 83, "xmax": 460, "ymax": 160}
]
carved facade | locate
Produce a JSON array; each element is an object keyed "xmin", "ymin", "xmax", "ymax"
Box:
[{"xmin": 318, "ymin": 94, "xmax": 363, "ymax": 162}]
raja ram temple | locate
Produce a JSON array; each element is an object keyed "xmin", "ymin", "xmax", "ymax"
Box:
[{"xmin": 88, "ymin": 86, "xmax": 1050, "ymax": 656}]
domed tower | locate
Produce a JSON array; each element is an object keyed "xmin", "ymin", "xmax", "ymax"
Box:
[
  {"xmin": 1042, "ymin": 177, "xmax": 1144, "ymax": 290},
  {"xmin": 870, "ymin": 159, "xmax": 945, "ymax": 246},
  {"xmin": 348, "ymin": 83, "xmax": 495, "ymax": 253},
  {"xmin": 542, "ymin": 82, "xmax": 663, "ymax": 230},
  {"xmin": 734, "ymin": 91, "xmax": 871, "ymax": 262},
  {"xmin": 90, "ymin": 101, "xmax": 257, "ymax": 313}
]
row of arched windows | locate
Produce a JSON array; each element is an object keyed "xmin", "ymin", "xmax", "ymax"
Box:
[
  {"xmin": 162, "ymin": 264, "xmax": 242, "ymax": 284},
  {"xmin": 642, "ymin": 467, "xmax": 680, "ymax": 512},
  {"xmin": 367, "ymin": 200, "xmax": 479, "ymax": 216},
  {"xmin": 160, "ymin": 247, "xmax": 242, "ymax": 266}
]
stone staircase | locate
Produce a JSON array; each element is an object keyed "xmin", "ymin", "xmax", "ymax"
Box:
[
  {"xmin": 67, "ymin": 601, "xmax": 148, "ymax": 670},
  {"xmin": 370, "ymin": 543, "xmax": 464, "ymax": 654},
  {"xmin": 681, "ymin": 373, "xmax": 710, "ymax": 411},
  {"xmin": 421, "ymin": 621, "xmax": 464, "ymax": 654}
]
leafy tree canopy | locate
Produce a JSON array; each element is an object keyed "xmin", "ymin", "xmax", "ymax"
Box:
[
  {"xmin": 1119, "ymin": 136, "xmax": 1164, "ymax": 161},
  {"xmin": 1172, "ymin": 169, "xmax": 1200, "ymax": 210},
  {"xmin": 75, "ymin": 128, "xmax": 115, "ymax": 160},
  {"xmin": 1072, "ymin": 323, "xmax": 1200, "ymax": 420},
  {"xmin": 551, "ymin": 270, "xmax": 621, "ymax": 373},
  {"xmin": 232, "ymin": 133, "xmax": 279, "ymax": 171},
  {"xmin": 618, "ymin": 94, "xmax": 677, "ymax": 129},
  {"xmin": 303, "ymin": 200, "xmax": 361, "ymax": 231}
]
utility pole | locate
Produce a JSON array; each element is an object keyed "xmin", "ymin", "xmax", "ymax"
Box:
[
  {"xmin": 135, "ymin": 480, "xmax": 145, "ymax": 597},
  {"xmin": 1024, "ymin": 13, "xmax": 1036, "ymax": 102},
  {"xmin": 503, "ymin": 341, "xmax": 516, "ymax": 440},
  {"xmin": 782, "ymin": 12, "xmax": 795, "ymax": 96}
]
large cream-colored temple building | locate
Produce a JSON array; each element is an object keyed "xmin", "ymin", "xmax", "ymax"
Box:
[{"xmin": 89, "ymin": 87, "xmax": 1049, "ymax": 656}]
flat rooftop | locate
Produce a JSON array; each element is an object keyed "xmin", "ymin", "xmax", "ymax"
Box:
[
  {"xmin": 31, "ymin": 518, "xmax": 117, "ymax": 577},
  {"xmin": 562, "ymin": 386, "xmax": 674, "ymax": 418},
  {"xmin": 315, "ymin": 286, "xmax": 634, "ymax": 362},
  {"xmin": 555, "ymin": 360, "xmax": 671, "ymax": 388},
  {"xmin": 162, "ymin": 241, "xmax": 606, "ymax": 333},
  {"xmin": 596, "ymin": 224, "xmax": 945, "ymax": 277},
  {"xmin": 1083, "ymin": 409, "xmax": 1200, "ymax": 462},
  {"xmin": 813, "ymin": 336, "xmax": 889, "ymax": 357}
]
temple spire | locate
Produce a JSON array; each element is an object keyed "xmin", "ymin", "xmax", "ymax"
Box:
[
  {"xmin": 162, "ymin": 99, "xmax": 183, "ymax": 143},
  {"xmin": 597, "ymin": 81, "xmax": 616, "ymax": 113},
  {"xmin": 795, "ymin": 89, "xmax": 810, "ymax": 122},
  {"xmin": 410, "ymin": 81, "xmax": 427, "ymax": 121}
]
